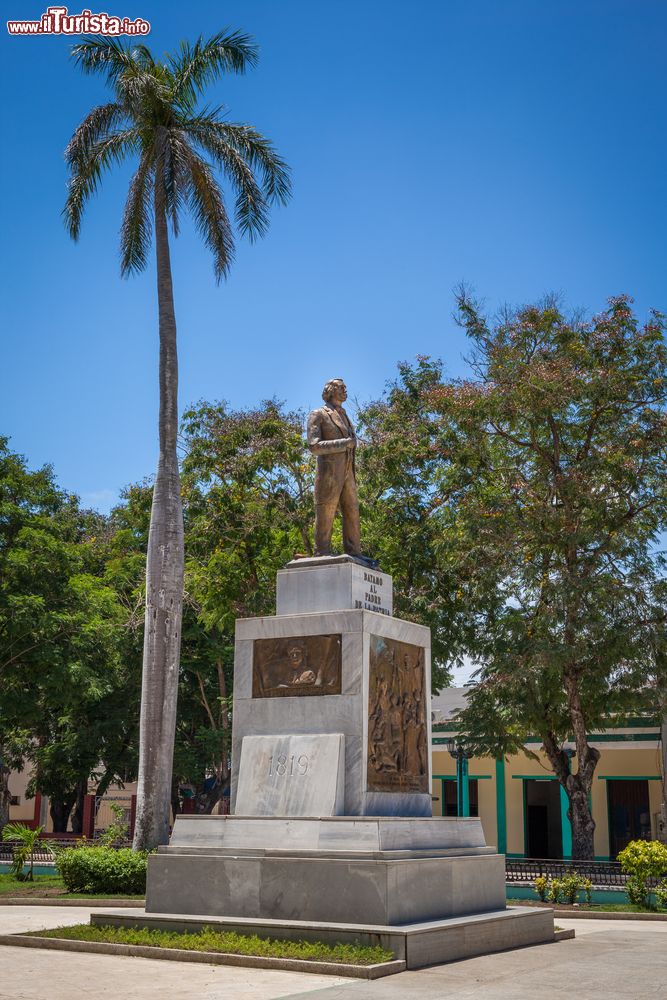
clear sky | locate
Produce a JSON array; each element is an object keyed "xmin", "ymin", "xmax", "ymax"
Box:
[{"xmin": 1, "ymin": 0, "xmax": 665, "ymax": 514}]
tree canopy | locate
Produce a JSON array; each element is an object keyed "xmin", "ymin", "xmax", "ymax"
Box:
[
  {"xmin": 371, "ymin": 294, "xmax": 667, "ymax": 858},
  {"xmin": 3, "ymin": 292, "xmax": 665, "ymax": 856}
]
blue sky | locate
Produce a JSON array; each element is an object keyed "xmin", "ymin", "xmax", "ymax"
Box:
[{"xmin": 1, "ymin": 0, "xmax": 666, "ymax": 515}]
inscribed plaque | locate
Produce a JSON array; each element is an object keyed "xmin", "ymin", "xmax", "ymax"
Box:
[
  {"xmin": 367, "ymin": 634, "xmax": 428, "ymax": 793},
  {"xmin": 252, "ymin": 634, "xmax": 342, "ymax": 698},
  {"xmin": 235, "ymin": 733, "xmax": 345, "ymax": 816}
]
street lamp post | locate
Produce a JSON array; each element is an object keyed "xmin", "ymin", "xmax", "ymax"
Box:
[{"xmin": 447, "ymin": 739, "xmax": 473, "ymax": 817}]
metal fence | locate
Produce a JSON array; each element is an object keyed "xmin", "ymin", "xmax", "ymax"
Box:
[
  {"xmin": 0, "ymin": 835, "xmax": 132, "ymax": 864},
  {"xmin": 506, "ymin": 858, "xmax": 632, "ymax": 888}
]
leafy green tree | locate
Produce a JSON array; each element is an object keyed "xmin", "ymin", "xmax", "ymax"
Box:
[
  {"xmin": 0, "ymin": 440, "xmax": 134, "ymax": 832},
  {"xmin": 181, "ymin": 399, "xmax": 313, "ymax": 625},
  {"xmin": 172, "ymin": 400, "xmax": 312, "ymax": 812},
  {"xmin": 421, "ymin": 293, "xmax": 667, "ymax": 859},
  {"xmin": 357, "ymin": 359, "xmax": 462, "ymax": 688},
  {"xmin": 64, "ymin": 32, "xmax": 291, "ymax": 849}
]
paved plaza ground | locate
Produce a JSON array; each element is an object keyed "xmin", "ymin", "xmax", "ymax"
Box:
[{"xmin": 0, "ymin": 905, "xmax": 665, "ymax": 1000}]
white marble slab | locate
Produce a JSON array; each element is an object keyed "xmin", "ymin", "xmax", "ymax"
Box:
[
  {"xmin": 167, "ymin": 815, "xmax": 487, "ymax": 852},
  {"xmin": 234, "ymin": 734, "xmax": 345, "ymax": 817},
  {"xmin": 277, "ymin": 560, "xmax": 393, "ymax": 616}
]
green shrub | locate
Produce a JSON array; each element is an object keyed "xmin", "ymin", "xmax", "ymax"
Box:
[
  {"xmin": 534, "ymin": 876, "xmax": 549, "ymax": 902},
  {"xmin": 617, "ymin": 840, "xmax": 667, "ymax": 910},
  {"xmin": 98, "ymin": 803, "xmax": 129, "ymax": 848},
  {"xmin": 560, "ymin": 873, "xmax": 584, "ymax": 905},
  {"xmin": 55, "ymin": 847, "xmax": 147, "ymax": 895},
  {"xmin": 656, "ymin": 881, "xmax": 667, "ymax": 910},
  {"xmin": 548, "ymin": 878, "xmax": 563, "ymax": 903},
  {"xmin": 581, "ymin": 877, "xmax": 593, "ymax": 905},
  {"xmin": 625, "ymin": 875, "xmax": 649, "ymax": 907}
]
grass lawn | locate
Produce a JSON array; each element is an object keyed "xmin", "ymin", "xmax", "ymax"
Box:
[
  {"xmin": 0, "ymin": 874, "xmax": 144, "ymax": 899},
  {"xmin": 0, "ymin": 874, "xmax": 64, "ymax": 897},
  {"xmin": 508, "ymin": 897, "xmax": 665, "ymax": 914},
  {"xmin": 25, "ymin": 923, "xmax": 394, "ymax": 965}
]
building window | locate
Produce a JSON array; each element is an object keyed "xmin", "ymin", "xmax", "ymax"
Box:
[
  {"xmin": 9, "ymin": 796, "xmax": 20, "ymax": 806},
  {"xmin": 441, "ymin": 778, "xmax": 478, "ymax": 817}
]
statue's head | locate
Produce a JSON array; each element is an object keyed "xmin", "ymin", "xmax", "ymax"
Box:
[
  {"xmin": 288, "ymin": 645, "xmax": 305, "ymax": 668},
  {"xmin": 322, "ymin": 378, "xmax": 347, "ymax": 404}
]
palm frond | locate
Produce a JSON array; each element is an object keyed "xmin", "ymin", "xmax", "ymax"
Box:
[
  {"xmin": 65, "ymin": 102, "xmax": 126, "ymax": 166},
  {"xmin": 183, "ymin": 121, "xmax": 268, "ymax": 240},
  {"xmin": 171, "ymin": 29, "xmax": 259, "ymax": 107},
  {"xmin": 188, "ymin": 118, "xmax": 291, "ymax": 206},
  {"xmin": 182, "ymin": 147, "xmax": 235, "ymax": 281},
  {"xmin": 120, "ymin": 150, "xmax": 154, "ymax": 275},
  {"xmin": 130, "ymin": 44, "xmax": 155, "ymax": 69},
  {"xmin": 70, "ymin": 37, "xmax": 139, "ymax": 83},
  {"xmin": 63, "ymin": 128, "xmax": 140, "ymax": 240}
]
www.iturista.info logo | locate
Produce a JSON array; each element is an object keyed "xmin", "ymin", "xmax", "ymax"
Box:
[{"xmin": 7, "ymin": 6, "xmax": 150, "ymax": 35}]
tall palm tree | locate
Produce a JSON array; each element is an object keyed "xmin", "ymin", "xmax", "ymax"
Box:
[{"xmin": 64, "ymin": 32, "xmax": 291, "ymax": 850}]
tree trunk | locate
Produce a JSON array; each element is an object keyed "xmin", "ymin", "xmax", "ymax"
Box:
[
  {"xmin": 50, "ymin": 794, "xmax": 76, "ymax": 833},
  {"xmin": 543, "ymin": 729, "xmax": 600, "ymax": 861},
  {"xmin": 566, "ymin": 774, "xmax": 597, "ymax": 860},
  {"xmin": 0, "ymin": 750, "xmax": 11, "ymax": 835},
  {"xmin": 69, "ymin": 780, "xmax": 88, "ymax": 836},
  {"xmin": 133, "ymin": 169, "xmax": 184, "ymax": 851}
]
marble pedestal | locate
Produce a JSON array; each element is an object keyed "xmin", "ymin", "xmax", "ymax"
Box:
[
  {"xmin": 146, "ymin": 820, "xmax": 504, "ymax": 925},
  {"xmin": 122, "ymin": 560, "xmax": 555, "ymax": 967},
  {"xmin": 231, "ymin": 609, "xmax": 432, "ymax": 817}
]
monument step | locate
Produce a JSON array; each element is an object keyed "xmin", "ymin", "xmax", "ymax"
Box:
[
  {"xmin": 145, "ymin": 850, "xmax": 508, "ymax": 925},
  {"xmin": 167, "ymin": 815, "xmax": 487, "ymax": 853},
  {"xmin": 91, "ymin": 905, "xmax": 556, "ymax": 970},
  {"xmin": 158, "ymin": 845, "xmax": 497, "ymax": 860}
]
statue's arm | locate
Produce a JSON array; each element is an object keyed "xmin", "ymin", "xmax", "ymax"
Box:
[{"xmin": 307, "ymin": 410, "xmax": 351, "ymax": 454}]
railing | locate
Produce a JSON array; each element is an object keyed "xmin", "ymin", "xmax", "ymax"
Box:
[
  {"xmin": 0, "ymin": 835, "xmax": 132, "ymax": 864},
  {"xmin": 506, "ymin": 858, "xmax": 627, "ymax": 887}
]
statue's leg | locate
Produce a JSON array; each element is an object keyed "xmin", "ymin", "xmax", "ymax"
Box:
[
  {"xmin": 339, "ymin": 471, "xmax": 362, "ymax": 556},
  {"xmin": 314, "ymin": 498, "xmax": 338, "ymax": 556}
]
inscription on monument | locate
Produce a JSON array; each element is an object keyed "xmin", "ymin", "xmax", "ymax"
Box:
[
  {"xmin": 367, "ymin": 635, "xmax": 428, "ymax": 793},
  {"xmin": 268, "ymin": 752, "xmax": 310, "ymax": 776},
  {"xmin": 252, "ymin": 634, "xmax": 342, "ymax": 698},
  {"xmin": 235, "ymin": 734, "xmax": 345, "ymax": 816},
  {"xmin": 352, "ymin": 570, "xmax": 392, "ymax": 616}
]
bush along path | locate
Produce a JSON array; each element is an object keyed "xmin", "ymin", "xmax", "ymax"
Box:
[{"xmin": 2, "ymin": 813, "xmax": 148, "ymax": 901}]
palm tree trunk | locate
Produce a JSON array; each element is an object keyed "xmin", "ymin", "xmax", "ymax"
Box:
[{"xmin": 133, "ymin": 173, "xmax": 184, "ymax": 851}]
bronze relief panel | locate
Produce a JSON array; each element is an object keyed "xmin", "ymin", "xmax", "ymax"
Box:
[
  {"xmin": 252, "ymin": 634, "xmax": 342, "ymax": 698},
  {"xmin": 367, "ymin": 635, "xmax": 428, "ymax": 793}
]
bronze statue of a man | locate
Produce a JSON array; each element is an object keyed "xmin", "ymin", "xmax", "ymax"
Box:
[{"xmin": 307, "ymin": 378, "xmax": 362, "ymax": 558}]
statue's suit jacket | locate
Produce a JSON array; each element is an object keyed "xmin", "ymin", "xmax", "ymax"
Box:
[{"xmin": 307, "ymin": 403, "xmax": 356, "ymax": 504}]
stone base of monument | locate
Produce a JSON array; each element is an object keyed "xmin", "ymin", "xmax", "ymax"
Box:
[
  {"xmin": 91, "ymin": 905, "xmax": 555, "ymax": 972},
  {"xmin": 145, "ymin": 815, "xmax": 504, "ymax": 925},
  {"xmin": 102, "ymin": 560, "xmax": 555, "ymax": 970},
  {"xmin": 104, "ymin": 813, "xmax": 555, "ymax": 970}
]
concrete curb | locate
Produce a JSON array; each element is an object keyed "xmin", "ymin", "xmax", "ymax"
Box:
[
  {"xmin": 0, "ymin": 898, "xmax": 145, "ymax": 907},
  {"xmin": 555, "ymin": 909, "xmax": 667, "ymax": 921},
  {"xmin": 0, "ymin": 934, "xmax": 404, "ymax": 979},
  {"xmin": 553, "ymin": 928, "xmax": 575, "ymax": 941}
]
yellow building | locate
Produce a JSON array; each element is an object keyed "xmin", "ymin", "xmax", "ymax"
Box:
[{"xmin": 432, "ymin": 689, "xmax": 665, "ymax": 860}]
